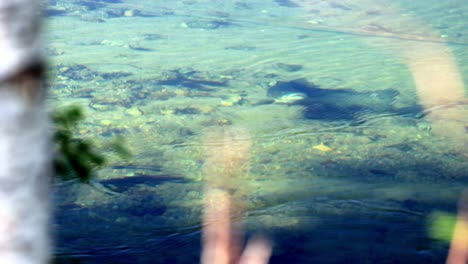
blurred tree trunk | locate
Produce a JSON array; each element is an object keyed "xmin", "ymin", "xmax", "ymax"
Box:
[{"xmin": 0, "ymin": 1, "xmax": 51, "ymax": 263}]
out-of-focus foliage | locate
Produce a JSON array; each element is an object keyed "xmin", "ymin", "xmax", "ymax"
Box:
[
  {"xmin": 427, "ymin": 211, "xmax": 457, "ymax": 243},
  {"xmin": 52, "ymin": 105, "xmax": 130, "ymax": 182}
]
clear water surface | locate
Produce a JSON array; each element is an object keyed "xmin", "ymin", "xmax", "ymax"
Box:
[{"xmin": 45, "ymin": 0, "xmax": 468, "ymax": 263}]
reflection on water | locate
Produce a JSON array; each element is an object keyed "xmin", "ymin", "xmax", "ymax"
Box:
[{"xmin": 47, "ymin": 0, "xmax": 467, "ymax": 263}]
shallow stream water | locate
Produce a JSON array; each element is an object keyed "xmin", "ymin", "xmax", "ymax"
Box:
[{"xmin": 46, "ymin": 0, "xmax": 467, "ymax": 263}]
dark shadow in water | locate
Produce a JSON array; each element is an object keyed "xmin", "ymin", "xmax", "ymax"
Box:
[
  {"xmin": 44, "ymin": 8, "xmax": 68, "ymax": 17},
  {"xmin": 51, "ymin": 154, "xmax": 468, "ymax": 263},
  {"xmin": 246, "ymin": 173, "xmax": 465, "ymax": 263},
  {"xmin": 157, "ymin": 69, "xmax": 227, "ymax": 91},
  {"xmin": 97, "ymin": 174, "xmax": 189, "ymax": 193},
  {"xmin": 273, "ymin": 0, "xmax": 300, "ymax": 8},
  {"xmin": 263, "ymin": 203, "xmax": 448, "ymax": 264},
  {"xmin": 53, "ymin": 174, "xmax": 202, "ymax": 264},
  {"xmin": 53, "ymin": 183, "xmax": 458, "ymax": 264},
  {"xmin": 267, "ymin": 79, "xmax": 422, "ymax": 122},
  {"xmin": 52, "ymin": 149, "xmax": 466, "ymax": 263},
  {"xmin": 75, "ymin": 0, "xmax": 108, "ymax": 10},
  {"xmin": 76, "ymin": 0, "xmax": 123, "ymax": 10},
  {"xmin": 185, "ymin": 19, "xmax": 236, "ymax": 30}
]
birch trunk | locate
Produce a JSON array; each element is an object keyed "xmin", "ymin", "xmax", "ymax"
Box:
[{"xmin": 0, "ymin": 1, "xmax": 51, "ymax": 263}]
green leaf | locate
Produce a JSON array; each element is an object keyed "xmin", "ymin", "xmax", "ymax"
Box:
[
  {"xmin": 427, "ymin": 211, "xmax": 457, "ymax": 243},
  {"xmin": 52, "ymin": 105, "xmax": 131, "ymax": 182}
]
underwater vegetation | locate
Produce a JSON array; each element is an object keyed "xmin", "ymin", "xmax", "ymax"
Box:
[{"xmin": 266, "ymin": 78, "xmax": 420, "ymax": 122}]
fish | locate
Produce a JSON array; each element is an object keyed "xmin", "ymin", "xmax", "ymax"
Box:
[
  {"xmin": 95, "ymin": 174, "xmax": 189, "ymax": 193},
  {"xmin": 273, "ymin": 0, "xmax": 300, "ymax": 8},
  {"xmin": 267, "ymin": 78, "xmax": 417, "ymax": 121}
]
